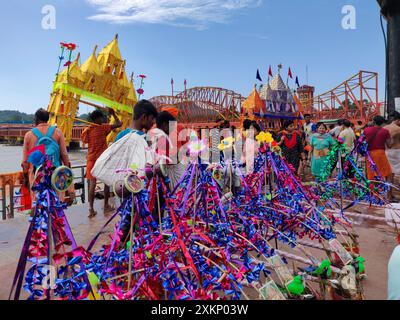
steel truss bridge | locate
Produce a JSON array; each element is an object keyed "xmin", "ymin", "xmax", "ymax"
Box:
[
  {"xmin": 306, "ymin": 71, "xmax": 382, "ymax": 122},
  {"xmin": 150, "ymin": 87, "xmax": 245, "ymax": 127}
]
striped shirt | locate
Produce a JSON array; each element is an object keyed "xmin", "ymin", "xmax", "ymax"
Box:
[{"xmin": 81, "ymin": 124, "xmax": 112, "ymax": 161}]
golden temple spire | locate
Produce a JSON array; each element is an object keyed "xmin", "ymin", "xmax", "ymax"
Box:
[
  {"xmin": 81, "ymin": 45, "xmax": 102, "ymax": 76},
  {"xmin": 58, "ymin": 53, "xmax": 85, "ymax": 83},
  {"xmin": 98, "ymin": 35, "xmax": 122, "ymax": 61}
]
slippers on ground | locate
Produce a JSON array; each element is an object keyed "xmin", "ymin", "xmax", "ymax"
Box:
[
  {"xmin": 103, "ymin": 205, "xmax": 115, "ymax": 215},
  {"xmin": 88, "ymin": 210, "xmax": 98, "ymax": 218}
]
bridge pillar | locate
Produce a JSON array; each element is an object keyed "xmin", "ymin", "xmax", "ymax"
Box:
[{"xmin": 378, "ymin": 0, "xmax": 400, "ymax": 115}]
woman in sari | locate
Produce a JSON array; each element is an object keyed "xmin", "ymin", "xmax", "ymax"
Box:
[
  {"xmin": 309, "ymin": 122, "xmax": 335, "ymax": 180},
  {"xmin": 277, "ymin": 120, "xmax": 306, "ymax": 173}
]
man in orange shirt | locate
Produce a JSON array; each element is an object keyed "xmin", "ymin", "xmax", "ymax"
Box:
[{"xmin": 81, "ymin": 108, "xmax": 122, "ymax": 217}]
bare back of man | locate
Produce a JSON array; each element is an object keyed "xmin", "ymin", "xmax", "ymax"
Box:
[
  {"xmin": 385, "ymin": 123, "xmax": 400, "ymax": 188},
  {"xmin": 386, "ymin": 123, "xmax": 400, "ymax": 149}
]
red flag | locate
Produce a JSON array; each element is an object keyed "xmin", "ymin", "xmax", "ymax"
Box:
[
  {"xmin": 268, "ymin": 66, "xmax": 273, "ymax": 77},
  {"xmin": 288, "ymin": 67, "xmax": 293, "ymax": 79}
]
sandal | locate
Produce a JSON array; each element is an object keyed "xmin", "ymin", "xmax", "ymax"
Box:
[
  {"xmin": 88, "ymin": 209, "xmax": 98, "ymax": 218},
  {"xmin": 103, "ymin": 205, "xmax": 115, "ymax": 215}
]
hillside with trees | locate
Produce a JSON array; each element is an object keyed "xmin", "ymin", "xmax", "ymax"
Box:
[
  {"xmin": 0, "ymin": 110, "xmax": 34, "ymax": 124},
  {"xmin": 0, "ymin": 110, "xmax": 91, "ymax": 124}
]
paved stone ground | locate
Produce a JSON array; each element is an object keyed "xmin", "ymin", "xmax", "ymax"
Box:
[
  {"xmin": 0, "ymin": 200, "xmax": 398, "ymax": 300},
  {"xmin": 0, "ymin": 201, "xmax": 115, "ymax": 300}
]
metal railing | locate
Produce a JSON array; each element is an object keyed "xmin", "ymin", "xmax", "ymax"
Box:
[
  {"xmin": 0, "ymin": 125, "xmax": 86, "ymax": 142},
  {"xmin": 0, "ymin": 164, "xmax": 88, "ymax": 221},
  {"xmin": 71, "ymin": 164, "xmax": 87, "ymax": 205},
  {"xmin": 0, "ymin": 172, "xmax": 23, "ymax": 220}
]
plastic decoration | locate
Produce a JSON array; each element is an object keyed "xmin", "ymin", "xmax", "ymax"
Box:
[
  {"xmin": 124, "ymin": 174, "xmax": 145, "ymax": 194},
  {"xmin": 51, "ymin": 166, "xmax": 74, "ymax": 192}
]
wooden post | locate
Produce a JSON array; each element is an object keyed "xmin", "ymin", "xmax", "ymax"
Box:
[
  {"xmin": 81, "ymin": 167, "xmax": 86, "ymax": 203},
  {"xmin": 9, "ymin": 182, "xmax": 14, "ymax": 219},
  {"xmin": 1, "ymin": 177, "xmax": 6, "ymax": 220}
]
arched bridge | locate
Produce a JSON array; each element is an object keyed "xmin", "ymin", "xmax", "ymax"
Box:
[{"xmin": 150, "ymin": 87, "xmax": 245, "ymax": 125}]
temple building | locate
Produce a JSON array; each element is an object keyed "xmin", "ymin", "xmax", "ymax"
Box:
[
  {"xmin": 48, "ymin": 35, "xmax": 137, "ymax": 145},
  {"xmin": 242, "ymin": 72, "xmax": 302, "ymax": 131}
]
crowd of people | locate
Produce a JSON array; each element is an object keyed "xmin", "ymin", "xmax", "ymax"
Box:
[
  {"xmin": 18, "ymin": 104, "xmax": 400, "ymax": 301},
  {"xmin": 270, "ymin": 113, "xmax": 400, "ymax": 199},
  {"xmin": 21, "ymin": 104, "xmax": 400, "ymax": 219}
]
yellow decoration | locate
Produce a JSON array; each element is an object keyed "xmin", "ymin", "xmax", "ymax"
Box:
[
  {"xmin": 130, "ymin": 163, "xmax": 138, "ymax": 171},
  {"xmin": 87, "ymin": 272, "xmax": 101, "ymax": 300},
  {"xmin": 57, "ymin": 54, "xmax": 85, "ymax": 84},
  {"xmin": 52, "ymin": 83, "xmax": 133, "ymax": 114},
  {"xmin": 97, "ymin": 35, "xmax": 123, "ymax": 70},
  {"xmin": 272, "ymin": 145, "xmax": 282, "ymax": 155},
  {"xmin": 256, "ymin": 131, "xmax": 274, "ymax": 144},
  {"xmin": 192, "ymin": 143, "xmax": 202, "ymax": 151},
  {"xmin": 81, "ymin": 46, "xmax": 103, "ymax": 77},
  {"xmin": 218, "ymin": 137, "xmax": 235, "ymax": 151},
  {"xmin": 47, "ymin": 34, "xmax": 137, "ymax": 145}
]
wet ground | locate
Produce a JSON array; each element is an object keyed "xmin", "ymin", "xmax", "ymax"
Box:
[{"xmin": 0, "ymin": 199, "xmax": 398, "ymax": 300}]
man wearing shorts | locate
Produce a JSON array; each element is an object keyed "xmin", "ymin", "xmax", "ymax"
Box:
[{"xmin": 81, "ymin": 108, "xmax": 122, "ymax": 217}]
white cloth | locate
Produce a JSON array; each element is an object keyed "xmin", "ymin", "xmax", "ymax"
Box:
[
  {"xmin": 386, "ymin": 149, "xmax": 400, "ymax": 175},
  {"xmin": 329, "ymin": 126, "xmax": 342, "ymax": 138},
  {"xmin": 303, "ymin": 123, "xmax": 314, "ymax": 144},
  {"xmin": 91, "ymin": 131, "xmax": 152, "ymax": 187},
  {"xmin": 222, "ymin": 163, "xmax": 242, "ymax": 189},
  {"xmin": 147, "ymin": 128, "xmax": 186, "ymax": 189},
  {"xmin": 339, "ymin": 128, "xmax": 356, "ymax": 153},
  {"xmin": 147, "ymin": 128, "xmax": 173, "ymax": 164},
  {"xmin": 164, "ymin": 164, "xmax": 186, "ymax": 189},
  {"xmin": 388, "ymin": 245, "xmax": 400, "ymax": 300},
  {"xmin": 241, "ymin": 138, "xmax": 259, "ymax": 175},
  {"xmin": 385, "ymin": 203, "xmax": 400, "ymax": 228}
]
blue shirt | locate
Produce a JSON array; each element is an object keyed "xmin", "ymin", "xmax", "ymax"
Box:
[
  {"xmin": 115, "ymin": 128, "xmax": 133, "ymax": 142},
  {"xmin": 388, "ymin": 245, "xmax": 400, "ymax": 300}
]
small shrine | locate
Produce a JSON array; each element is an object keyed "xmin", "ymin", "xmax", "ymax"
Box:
[
  {"xmin": 47, "ymin": 35, "xmax": 138, "ymax": 144},
  {"xmin": 242, "ymin": 69, "xmax": 302, "ymax": 131}
]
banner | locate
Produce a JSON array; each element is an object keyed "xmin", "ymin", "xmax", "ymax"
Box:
[{"xmin": 53, "ymin": 82, "xmax": 133, "ymax": 114}]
